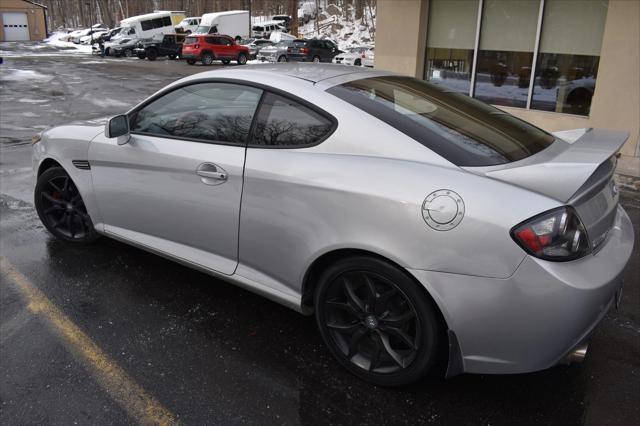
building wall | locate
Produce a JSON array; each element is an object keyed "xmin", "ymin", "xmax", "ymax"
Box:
[
  {"xmin": 375, "ymin": 0, "xmax": 640, "ymax": 176},
  {"xmin": 0, "ymin": 0, "xmax": 47, "ymax": 41}
]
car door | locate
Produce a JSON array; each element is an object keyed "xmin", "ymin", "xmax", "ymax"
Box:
[
  {"xmin": 215, "ymin": 36, "xmax": 233, "ymax": 58},
  {"xmin": 89, "ymin": 82, "xmax": 263, "ymax": 275}
]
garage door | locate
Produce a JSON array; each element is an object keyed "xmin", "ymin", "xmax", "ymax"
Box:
[{"xmin": 3, "ymin": 12, "xmax": 30, "ymax": 41}]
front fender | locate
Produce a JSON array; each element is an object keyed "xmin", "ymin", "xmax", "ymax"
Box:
[{"xmin": 34, "ymin": 125, "xmax": 105, "ymax": 231}]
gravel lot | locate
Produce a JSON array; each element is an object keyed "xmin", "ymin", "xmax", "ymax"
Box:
[{"xmin": 1, "ymin": 50, "xmax": 639, "ymax": 425}]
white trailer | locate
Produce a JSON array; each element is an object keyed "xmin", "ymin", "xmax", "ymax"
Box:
[{"xmin": 195, "ymin": 10, "xmax": 250, "ymax": 40}]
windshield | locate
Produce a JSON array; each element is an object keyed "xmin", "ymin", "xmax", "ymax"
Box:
[{"xmin": 327, "ymin": 76, "xmax": 555, "ymax": 166}]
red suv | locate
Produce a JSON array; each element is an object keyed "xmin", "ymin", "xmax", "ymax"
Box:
[{"xmin": 182, "ymin": 35, "xmax": 250, "ymax": 66}]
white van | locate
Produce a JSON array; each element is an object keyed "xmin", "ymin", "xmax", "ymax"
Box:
[
  {"xmin": 175, "ymin": 17, "xmax": 201, "ymax": 34},
  {"xmin": 252, "ymin": 20, "xmax": 287, "ymax": 39},
  {"xmin": 195, "ymin": 10, "xmax": 250, "ymax": 39},
  {"xmin": 118, "ymin": 11, "xmax": 185, "ymax": 42}
]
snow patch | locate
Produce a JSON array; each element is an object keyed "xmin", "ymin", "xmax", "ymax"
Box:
[{"xmin": 1, "ymin": 69, "xmax": 54, "ymax": 82}]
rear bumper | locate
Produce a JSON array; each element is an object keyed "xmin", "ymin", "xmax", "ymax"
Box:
[
  {"xmin": 287, "ymin": 55, "xmax": 310, "ymax": 62},
  {"xmin": 181, "ymin": 53, "xmax": 200, "ymax": 60},
  {"xmin": 409, "ymin": 205, "xmax": 634, "ymax": 375}
]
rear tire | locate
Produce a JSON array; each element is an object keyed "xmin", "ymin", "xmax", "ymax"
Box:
[
  {"xmin": 34, "ymin": 167, "xmax": 99, "ymax": 243},
  {"xmin": 186, "ymin": 59, "xmax": 196, "ymax": 65},
  {"xmin": 202, "ymin": 52, "xmax": 214, "ymax": 65},
  {"xmin": 146, "ymin": 48, "xmax": 158, "ymax": 61},
  {"xmin": 312, "ymin": 55, "xmax": 321, "ymax": 63},
  {"xmin": 355, "ymin": 59, "xmax": 362, "ymax": 66},
  {"xmin": 123, "ymin": 48, "xmax": 133, "ymax": 58},
  {"xmin": 237, "ymin": 52, "xmax": 247, "ymax": 65},
  {"xmin": 314, "ymin": 256, "xmax": 441, "ymax": 386},
  {"xmin": 277, "ymin": 55, "xmax": 287, "ymax": 63},
  {"xmin": 168, "ymin": 54, "xmax": 176, "ymax": 60},
  {"xmin": 136, "ymin": 51, "xmax": 146, "ymax": 59}
]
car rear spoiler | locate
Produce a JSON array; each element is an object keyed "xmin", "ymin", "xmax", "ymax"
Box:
[{"xmin": 481, "ymin": 128, "xmax": 629, "ymax": 202}]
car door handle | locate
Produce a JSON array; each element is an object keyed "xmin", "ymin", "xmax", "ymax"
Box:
[
  {"xmin": 196, "ymin": 163, "xmax": 227, "ymax": 185},
  {"xmin": 197, "ymin": 170, "xmax": 227, "ymax": 180}
]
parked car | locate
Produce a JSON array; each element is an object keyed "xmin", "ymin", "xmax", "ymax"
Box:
[
  {"xmin": 333, "ymin": 46, "xmax": 374, "ymax": 66},
  {"xmin": 105, "ymin": 37, "xmax": 138, "ymax": 57},
  {"xmin": 175, "ymin": 17, "xmax": 201, "ymax": 34},
  {"xmin": 287, "ymin": 39, "xmax": 340, "ymax": 63},
  {"xmin": 362, "ymin": 47, "xmax": 374, "ymax": 67},
  {"xmin": 240, "ymin": 38, "xmax": 273, "ymax": 59},
  {"xmin": 272, "ymin": 15, "xmax": 293, "ymax": 30},
  {"xmin": 32, "ymin": 64, "xmax": 633, "ymax": 386},
  {"xmin": 98, "ymin": 27, "xmax": 122, "ymax": 42},
  {"xmin": 134, "ymin": 34, "xmax": 185, "ymax": 60},
  {"xmin": 252, "ymin": 21, "xmax": 287, "ymax": 39},
  {"xmin": 182, "ymin": 34, "xmax": 249, "ymax": 65},
  {"xmin": 256, "ymin": 40, "xmax": 295, "ymax": 62}
]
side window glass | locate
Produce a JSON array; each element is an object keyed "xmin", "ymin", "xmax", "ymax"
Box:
[
  {"xmin": 141, "ymin": 20, "xmax": 152, "ymax": 31},
  {"xmin": 252, "ymin": 93, "xmax": 334, "ymax": 147},
  {"xmin": 131, "ymin": 83, "xmax": 263, "ymax": 144},
  {"xmin": 205, "ymin": 36, "xmax": 216, "ymax": 44}
]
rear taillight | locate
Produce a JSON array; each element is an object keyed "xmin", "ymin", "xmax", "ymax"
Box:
[
  {"xmin": 511, "ymin": 206, "xmax": 590, "ymax": 261},
  {"xmin": 300, "ymin": 47, "xmax": 309, "ymax": 54},
  {"xmin": 194, "ymin": 44, "xmax": 200, "ymax": 49}
]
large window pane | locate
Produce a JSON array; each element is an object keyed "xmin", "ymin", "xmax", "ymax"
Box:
[
  {"xmin": 425, "ymin": 0, "xmax": 479, "ymax": 94},
  {"xmin": 531, "ymin": 0, "xmax": 608, "ymax": 115},
  {"xmin": 474, "ymin": 0, "xmax": 540, "ymax": 107}
]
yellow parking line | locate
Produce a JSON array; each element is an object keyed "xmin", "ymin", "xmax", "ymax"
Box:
[{"xmin": 0, "ymin": 257, "xmax": 179, "ymax": 425}]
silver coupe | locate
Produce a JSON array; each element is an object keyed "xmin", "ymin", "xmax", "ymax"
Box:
[{"xmin": 32, "ymin": 64, "xmax": 634, "ymax": 386}]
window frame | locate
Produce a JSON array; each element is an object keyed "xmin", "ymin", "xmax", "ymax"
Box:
[
  {"xmin": 127, "ymin": 79, "xmax": 337, "ymax": 149},
  {"xmin": 424, "ymin": 0, "xmax": 605, "ymax": 117}
]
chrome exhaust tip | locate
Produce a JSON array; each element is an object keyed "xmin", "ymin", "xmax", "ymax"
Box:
[{"xmin": 565, "ymin": 342, "xmax": 589, "ymax": 364}]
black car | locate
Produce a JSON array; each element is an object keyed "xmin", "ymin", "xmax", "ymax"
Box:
[
  {"xmin": 134, "ymin": 34, "xmax": 185, "ymax": 61},
  {"xmin": 287, "ymin": 39, "xmax": 341, "ymax": 63}
]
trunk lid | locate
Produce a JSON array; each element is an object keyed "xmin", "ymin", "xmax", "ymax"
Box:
[{"xmin": 466, "ymin": 128, "xmax": 628, "ymax": 252}]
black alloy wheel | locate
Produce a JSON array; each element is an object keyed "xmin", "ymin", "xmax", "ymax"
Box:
[
  {"xmin": 237, "ymin": 52, "xmax": 247, "ymax": 65},
  {"xmin": 35, "ymin": 167, "xmax": 99, "ymax": 243},
  {"xmin": 315, "ymin": 256, "xmax": 441, "ymax": 386}
]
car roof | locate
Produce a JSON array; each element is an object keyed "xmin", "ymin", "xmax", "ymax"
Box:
[{"xmin": 184, "ymin": 63, "xmax": 389, "ymax": 85}]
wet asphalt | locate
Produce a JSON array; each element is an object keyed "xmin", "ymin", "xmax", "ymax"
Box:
[{"xmin": 1, "ymin": 49, "xmax": 639, "ymax": 425}]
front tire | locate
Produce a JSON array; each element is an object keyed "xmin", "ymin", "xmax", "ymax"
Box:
[
  {"xmin": 186, "ymin": 59, "xmax": 196, "ymax": 65},
  {"xmin": 277, "ymin": 55, "xmax": 287, "ymax": 63},
  {"xmin": 237, "ymin": 52, "xmax": 247, "ymax": 65},
  {"xmin": 146, "ymin": 48, "xmax": 158, "ymax": 61},
  {"xmin": 314, "ymin": 256, "xmax": 441, "ymax": 386},
  {"xmin": 312, "ymin": 55, "xmax": 321, "ymax": 63},
  {"xmin": 35, "ymin": 167, "xmax": 99, "ymax": 243},
  {"xmin": 136, "ymin": 51, "xmax": 146, "ymax": 59},
  {"xmin": 221, "ymin": 59, "xmax": 231, "ymax": 65},
  {"xmin": 123, "ymin": 48, "xmax": 133, "ymax": 58}
]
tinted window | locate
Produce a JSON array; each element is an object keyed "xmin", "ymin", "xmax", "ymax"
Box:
[
  {"xmin": 251, "ymin": 93, "xmax": 334, "ymax": 147},
  {"xmin": 141, "ymin": 20, "xmax": 153, "ymax": 31},
  {"xmin": 327, "ymin": 76, "xmax": 555, "ymax": 166},
  {"xmin": 205, "ymin": 37, "xmax": 216, "ymax": 44},
  {"xmin": 131, "ymin": 83, "xmax": 263, "ymax": 144},
  {"xmin": 184, "ymin": 36, "xmax": 197, "ymax": 44},
  {"xmin": 163, "ymin": 16, "xmax": 172, "ymax": 26}
]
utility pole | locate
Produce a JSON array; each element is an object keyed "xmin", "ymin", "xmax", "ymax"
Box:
[{"xmin": 290, "ymin": 0, "xmax": 298, "ymax": 37}]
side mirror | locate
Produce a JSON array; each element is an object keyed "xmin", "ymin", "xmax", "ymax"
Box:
[{"xmin": 105, "ymin": 114, "xmax": 130, "ymax": 145}]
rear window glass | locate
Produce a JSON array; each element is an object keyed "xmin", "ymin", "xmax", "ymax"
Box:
[
  {"xmin": 184, "ymin": 36, "xmax": 197, "ymax": 44},
  {"xmin": 327, "ymin": 76, "xmax": 555, "ymax": 166},
  {"xmin": 251, "ymin": 93, "xmax": 334, "ymax": 147}
]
